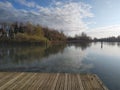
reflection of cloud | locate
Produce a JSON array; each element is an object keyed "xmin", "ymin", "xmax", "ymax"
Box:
[
  {"xmin": 0, "ymin": 0, "xmax": 93, "ymax": 36},
  {"xmin": 0, "ymin": 45, "xmax": 94, "ymax": 72},
  {"xmin": 79, "ymin": 64, "xmax": 93, "ymax": 72},
  {"xmin": 87, "ymin": 42, "xmax": 120, "ymax": 58},
  {"xmin": 38, "ymin": 45, "xmax": 94, "ymax": 73}
]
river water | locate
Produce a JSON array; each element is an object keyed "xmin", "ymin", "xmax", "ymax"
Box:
[{"xmin": 0, "ymin": 42, "xmax": 120, "ymax": 90}]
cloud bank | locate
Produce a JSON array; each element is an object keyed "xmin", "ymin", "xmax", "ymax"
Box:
[
  {"xmin": 86, "ymin": 25, "xmax": 120, "ymax": 38},
  {"xmin": 0, "ymin": 0, "xmax": 93, "ymax": 36}
]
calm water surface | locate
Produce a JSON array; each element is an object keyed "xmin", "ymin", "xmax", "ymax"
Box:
[{"xmin": 0, "ymin": 42, "xmax": 120, "ymax": 90}]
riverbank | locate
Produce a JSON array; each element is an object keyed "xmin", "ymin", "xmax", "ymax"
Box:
[{"xmin": 0, "ymin": 40, "xmax": 48, "ymax": 46}]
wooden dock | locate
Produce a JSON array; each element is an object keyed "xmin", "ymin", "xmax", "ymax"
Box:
[{"xmin": 0, "ymin": 72, "xmax": 109, "ymax": 90}]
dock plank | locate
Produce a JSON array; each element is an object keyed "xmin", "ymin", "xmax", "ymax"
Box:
[
  {"xmin": 0, "ymin": 73, "xmax": 24, "ymax": 90},
  {"xmin": 0, "ymin": 72, "xmax": 109, "ymax": 90}
]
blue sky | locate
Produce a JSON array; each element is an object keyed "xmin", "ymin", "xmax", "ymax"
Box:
[{"xmin": 0, "ymin": 0, "xmax": 120, "ymax": 38}]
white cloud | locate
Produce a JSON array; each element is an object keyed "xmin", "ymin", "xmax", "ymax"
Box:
[
  {"xmin": 17, "ymin": 0, "xmax": 36, "ymax": 8},
  {"xmin": 37, "ymin": 1, "xmax": 93, "ymax": 36},
  {"xmin": 86, "ymin": 25, "xmax": 120, "ymax": 38},
  {"xmin": 0, "ymin": 1, "xmax": 93, "ymax": 36},
  {"xmin": 0, "ymin": 1, "xmax": 13, "ymax": 8}
]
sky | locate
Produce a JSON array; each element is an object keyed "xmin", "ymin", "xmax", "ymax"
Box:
[{"xmin": 0, "ymin": 0, "xmax": 120, "ymax": 38}]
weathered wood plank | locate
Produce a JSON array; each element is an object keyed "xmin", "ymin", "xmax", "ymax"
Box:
[
  {"xmin": 0, "ymin": 73, "xmax": 24, "ymax": 90},
  {"xmin": 51, "ymin": 73, "xmax": 59, "ymax": 90},
  {"xmin": 87, "ymin": 74, "xmax": 102, "ymax": 90},
  {"xmin": 94, "ymin": 74, "xmax": 109, "ymax": 90},
  {"xmin": 77, "ymin": 74, "xmax": 84, "ymax": 90},
  {"xmin": 0, "ymin": 72, "xmax": 109, "ymax": 90},
  {"xmin": 10, "ymin": 73, "xmax": 32, "ymax": 90},
  {"xmin": 64, "ymin": 73, "xmax": 68, "ymax": 90},
  {"xmin": 5, "ymin": 73, "xmax": 27, "ymax": 90},
  {"xmin": 0, "ymin": 72, "xmax": 15, "ymax": 86},
  {"xmin": 37, "ymin": 73, "xmax": 49, "ymax": 90},
  {"xmin": 19, "ymin": 73, "xmax": 36, "ymax": 90},
  {"xmin": 28, "ymin": 73, "xmax": 44, "ymax": 89},
  {"xmin": 67, "ymin": 74, "xmax": 71, "ymax": 90},
  {"xmin": 23, "ymin": 73, "xmax": 38, "ymax": 90}
]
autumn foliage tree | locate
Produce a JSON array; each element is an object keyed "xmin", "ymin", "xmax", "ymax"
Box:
[{"xmin": 0, "ymin": 22, "xmax": 67, "ymax": 44}]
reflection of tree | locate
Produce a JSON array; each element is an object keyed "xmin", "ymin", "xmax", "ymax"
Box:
[
  {"xmin": 104, "ymin": 42, "xmax": 120, "ymax": 47},
  {"xmin": 68, "ymin": 42, "xmax": 91, "ymax": 50},
  {"xmin": 93, "ymin": 42, "xmax": 97, "ymax": 45},
  {"xmin": 44, "ymin": 45, "xmax": 65, "ymax": 57},
  {"xmin": 117, "ymin": 42, "xmax": 120, "ymax": 47},
  {"xmin": 0, "ymin": 46, "xmax": 46, "ymax": 64},
  {"xmin": 0, "ymin": 44, "xmax": 66, "ymax": 65},
  {"xmin": 106, "ymin": 42, "xmax": 116, "ymax": 46}
]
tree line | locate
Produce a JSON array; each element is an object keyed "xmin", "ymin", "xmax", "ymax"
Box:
[
  {"xmin": 67, "ymin": 32, "xmax": 92, "ymax": 43},
  {"xmin": 0, "ymin": 22, "xmax": 67, "ymax": 44},
  {"xmin": 94, "ymin": 36, "xmax": 120, "ymax": 42}
]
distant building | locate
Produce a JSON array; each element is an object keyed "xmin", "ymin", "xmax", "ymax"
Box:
[{"xmin": 5, "ymin": 25, "xmax": 10, "ymax": 37}]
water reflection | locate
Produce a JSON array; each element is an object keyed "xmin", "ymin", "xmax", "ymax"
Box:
[
  {"xmin": 0, "ymin": 42, "xmax": 120, "ymax": 90},
  {"xmin": 117, "ymin": 42, "xmax": 120, "ymax": 46},
  {"xmin": 0, "ymin": 44, "xmax": 66, "ymax": 71},
  {"xmin": 103, "ymin": 42, "xmax": 120, "ymax": 47},
  {"xmin": 105, "ymin": 42, "xmax": 116, "ymax": 46},
  {"xmin": 0, "ymin": 42, "xmax": 92, "ymax": 72},
  {"xmin": 101, "ymin": 42, "xmax": 103, "ymax": 49},
  {"xmin": 93, "ymin": 42, "xmax": 120, "ymax": 49},
  {"xmin": 68, "ymin": 42, "xmax": 91, "ymax": 50}
]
